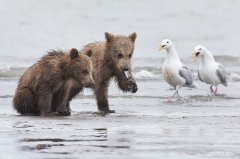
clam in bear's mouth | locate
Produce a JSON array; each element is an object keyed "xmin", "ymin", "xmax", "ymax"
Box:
[{"xmin": 124, "ymin": 70, "xmax": 129, "ymax": 78}]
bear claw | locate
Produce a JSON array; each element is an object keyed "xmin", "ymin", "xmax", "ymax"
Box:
[{"xmin": 127, "ymin": 80, "xmax": 138, "ymax": 93}]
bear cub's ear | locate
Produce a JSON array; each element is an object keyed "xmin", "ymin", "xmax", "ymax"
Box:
[
  {"xmin": 70, "ymin": 48, "xmax": 79, "ymax": 59},
  {"xmin": 105, "ymin": 32, "xmax": 114, "ymax": 43},
  {"xmin": 129, "ymin": 32, "xmax": 137, "ymax": 43},
  {"xmin": 86, "ymin": 49, "xmax": 93, "ymax": 58}
]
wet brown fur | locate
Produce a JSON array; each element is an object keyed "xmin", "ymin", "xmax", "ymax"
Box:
[
  {"xmin": 79, "ymin": 32, "xmax": 138, "ymax": 112},
  {"xmin": 13, "ymin": 48, "xmax": 94, "ymax": 116}
]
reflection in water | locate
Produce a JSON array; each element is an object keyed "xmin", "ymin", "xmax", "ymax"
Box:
[
  {"xmin": 18, "ymin": 127, "xmax": 127, "ymax": 153},
  {"xmin": 3, "ymin": 112, "xmax": 238, "ymax": 159},
  {"xmin": 16, "ymin": 126, "xmax": 136, "ymax": 157}
]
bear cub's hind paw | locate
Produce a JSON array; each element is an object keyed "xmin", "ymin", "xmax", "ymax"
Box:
[
  {"xmin": 41, "ymin": 112, "xmax": 60, "ymax": 117},
  {"xmin": 57, "ymin": 111, "xmax": 71, "ymax": 116},
  {"xmin": 98, "ymin": 109, "xmax": 116, "ymax": 114}
]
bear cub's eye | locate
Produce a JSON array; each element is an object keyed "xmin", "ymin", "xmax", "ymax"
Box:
[
  {"xmin": 82, "ymin": 69, "xmax": 89, "ymax": 75},
  {"xmin": 117, "ymin": 53, "xmax": 123, "ymax": 59},
  {"xmin": 129, "ymin": 54, "xmax": 132, "ymax": 58}
]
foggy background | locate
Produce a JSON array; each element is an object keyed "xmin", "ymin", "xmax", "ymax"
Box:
[{"xmin": 0, "ymin": 0, "xmax": 240, "ymax": 59}]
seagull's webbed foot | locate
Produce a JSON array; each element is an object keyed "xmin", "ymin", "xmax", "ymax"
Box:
[
  {"xmin": 176, "ymin": 92, "xmax": 189, "ymax": 101},
  {"xmin": 166, "ymin": 90, "xmax": 178, "ymax": 101}
]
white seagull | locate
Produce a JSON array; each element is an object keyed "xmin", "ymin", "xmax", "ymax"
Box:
[
  {"xmin": 192, "ymin": 45, "xmax": 228, "ymax": 95},
  {"xmin": 158, "ymin": 39, "xmax": 195, "ymax": 100}
]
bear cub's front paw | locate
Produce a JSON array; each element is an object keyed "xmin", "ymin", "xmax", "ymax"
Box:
[{"xmin": 127, "ymin": 79, "xmax": 138, "ymax": 93}]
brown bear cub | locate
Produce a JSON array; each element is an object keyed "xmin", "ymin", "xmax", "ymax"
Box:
[
  {"xmin": 13, "ymin": 48, "xmax": 94, "ymax": 116},
  {"xmin": 79, "ymin": 32, "xmax": 138, "ymax": 113}
]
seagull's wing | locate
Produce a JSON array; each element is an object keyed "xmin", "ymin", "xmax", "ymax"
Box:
[
  {"xmin": 198, "ymin": 70, "xmax": 204, "ymax": 82},
  {"xmin": 216, "ymin": 64, "xmax": 228, "ymax": 86},
  {"xmin": 179, "ymin": 66, "xmax": 193, "ymax": 86}
]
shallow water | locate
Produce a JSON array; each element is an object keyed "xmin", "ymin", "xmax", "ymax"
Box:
[{"xmin": 1, "ymin": 78, "xmax": 240, "ymax": 159}]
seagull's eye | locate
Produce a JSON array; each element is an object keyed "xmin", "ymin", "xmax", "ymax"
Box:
[
  {"xmin": 166, "ymin": 41, "xmax": 169, "ymax": 43},
  {"xmin": 199, "ymin": 48, "xmax": 202, "ymax": 50}
]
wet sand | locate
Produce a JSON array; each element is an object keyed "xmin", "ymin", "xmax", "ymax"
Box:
[{"xmin": 1, "ymin": 79, "xmax": 240, "ymax": 159}]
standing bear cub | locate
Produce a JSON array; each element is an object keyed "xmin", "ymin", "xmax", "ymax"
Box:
[
  {"xmin": 79, "ymin": 32, "xmax": 138, "ymax": 113},
  {"xmin": 13, "ymin": 48, "xmax": 94, "ymax": 116}
]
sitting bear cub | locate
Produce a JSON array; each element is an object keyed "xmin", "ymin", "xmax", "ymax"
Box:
[{"xmin": 13, "ymin": 48, "xmax": 94, "ymax": 116}]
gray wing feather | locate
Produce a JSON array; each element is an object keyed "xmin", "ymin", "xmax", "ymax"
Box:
[
  {"xmin": 179, "ymin": 66, "xmax": 193, "ymax": 86},
  {"xmin": 198, "ymin": 70, "xmax": 204, "ymax": 82},
  {"xmin": 216, "ymin": 65, "xmax": 228, "ymax": 86}
]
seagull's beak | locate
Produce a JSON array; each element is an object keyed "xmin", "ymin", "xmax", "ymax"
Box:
[
  {"xmin": 158, "ymin": 44, "xmax": 166, "ymax": 51},
  {"xmin": 192, "ymin": 52, "xmax": 200, "ymax": 62}
]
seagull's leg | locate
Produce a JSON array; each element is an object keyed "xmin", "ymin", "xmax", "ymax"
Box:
[
  {"xmin": 213, "ymin": 86, "xmax": 218, "ymax": 95},
  {"xmin": 176, "ymin": 90, "xmax": 180, "ymax": 98},
  {"xmin": 210, "ymin": 85, "xmax": 214, "ymax": 94},
  {"xmin": 176, "ymin": 86, "xmax": 187, "ymax": 100},
  {"xmin": 176, "ymin": 88, "xmax": 181, "ymax": 98}
]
